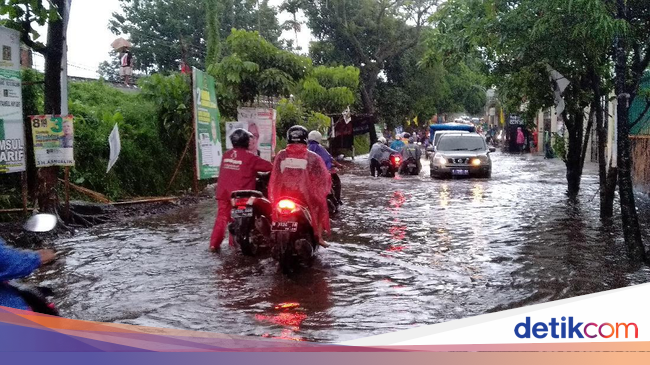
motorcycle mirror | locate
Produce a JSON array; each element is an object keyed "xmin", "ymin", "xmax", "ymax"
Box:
[
  {"xmin": 24, "ymin": 214, "xmax": 58, "ymax": 233},
  {"xmin": 489, "ymin": 147, "xmax": 497, "ymax": 153}
]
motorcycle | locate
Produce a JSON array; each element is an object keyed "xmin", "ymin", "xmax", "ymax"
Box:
[
  {"xmin": 228, "ymin": 172, "xmax": 273, "ymax": 256},
  {"xmin": 270, "ymin": 197, "xmax": 318, "ymax": 275},
  {"xmin": 327, "ymin": 169, "xmax": 342, "ymax": 216},
  {"xmin": 379, "ymin": 154, "xmax": 402, "ymax": 177},
  {"xmin": 7, "ymin": 214, "xmax": 60, "ymax": 316},
  {"xmin": 400, "ymin": 157, "xmax": 420, "ymax": 176}
]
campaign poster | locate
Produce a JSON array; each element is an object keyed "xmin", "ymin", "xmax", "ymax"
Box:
[
  {"xmin": 31, "ymin": 115, "xmax": 75, "ymax": 167},
  {"xmin": 193, "ymin": 67, "xmax": 223, "ymax": 180},
  {"xmin": 237, "ymin": 108, "xmax": 277, "ymax": 162},
  {"xmin": 0, "ymin": 26, "xmax": 25, "ymax": 173}
]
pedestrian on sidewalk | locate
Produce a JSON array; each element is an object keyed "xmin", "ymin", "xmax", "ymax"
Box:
[{"xmin": 516, "ymin": 127, "xmax": 525, "ymax": 154}]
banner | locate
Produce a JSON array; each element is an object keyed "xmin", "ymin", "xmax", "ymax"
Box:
[
  {"xmin": 237, "ymin": 107, "xmax": 277, "ymax": 162},
  {"xmin": 31, "ymin": 115, "xmax": 75, "ymax": 167},
  {"xmin": 193, "ymin": 67, "xmax": 222, "ymax": 180},
  {"xmin": 0, "ymin": 26, "xmax": 25, "ymax": 173},
  {"xmin": 106, "ymin": 123, "xmax": 121, "ymax": 173}
]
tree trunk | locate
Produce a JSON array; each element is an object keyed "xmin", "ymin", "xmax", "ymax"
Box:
[
  {"xmin": 565, "ymin": 112, "xmax": 584, "ymax": 200},
  {"xmin": 37, "ymin": 0, "xmax": 66, "ymax": 213},
  {"xmin": 360, "ymin": 65, "xmax": 380, "ymax": 114},
  {"xmin": 613, "ymin": 14, "xmax": 647, "ymax": 261},
  {"xmin": 594, "ymin": 84, "xmax": 617, "ymax": 218}
]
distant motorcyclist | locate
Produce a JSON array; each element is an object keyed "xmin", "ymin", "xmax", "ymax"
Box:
[
  {"xmin": 308, "ymin": 131, "xmax": 343, "ymax": 205},
  {"xmin": 390, "ymin": 133, "xmax": 406, "ymax": 152},
  {"xmin": 210, "ymin": 129, "xmax": 273, "ymax": 251},
  {"xmin": 400, "ymin": 137, "xmax": 423, "ymax": 174},
  {"xmin": 0, "ymin": 240, "xmax": 56, "ymax": 310},
  {"xmin": 370, "ymin": 137, "xmax": 399, "ymax": 177},
  {"xmin": 269, "ymin": 126, "xmax": 332, "ymax": 248}
]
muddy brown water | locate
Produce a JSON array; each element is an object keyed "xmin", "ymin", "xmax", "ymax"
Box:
[{"xmin": 36, "ymin": 153, "xmax": 650, "ymax": 342}]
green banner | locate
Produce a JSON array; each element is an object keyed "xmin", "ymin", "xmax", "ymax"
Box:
[{"xmin": 193, "ymin": 67, "xmax": 223, "ymax": 180}]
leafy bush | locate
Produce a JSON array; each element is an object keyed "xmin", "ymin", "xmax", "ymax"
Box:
[{"xmin": 68, "ymin": 81, "xmax": 192, "ymax": 199}]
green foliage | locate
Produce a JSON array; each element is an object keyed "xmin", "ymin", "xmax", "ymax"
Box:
[
  {"xmin": 68, "ymin": 81, "xmax": 192, "ymax": 199},
  {"xmin": 552, "ymin": 132, "xmax": 567, "ymax": 162},
  {"xmin": 210, "ymin": 29, "xmax": 311, "ymax": 118},
  {"xmin": 138, "ymin": 73, "xmax": 193, "ymax": 153},
  {"xmin": 353, "ymin": 135, "xmax": 371, "ymax": 156},
  {"xmin": 276, "ymin": 98, "xmax": 304, "ymax": 138},
  {"xmin": 0, "ymin": 0, "xmax": 58, "ymax": 52}
]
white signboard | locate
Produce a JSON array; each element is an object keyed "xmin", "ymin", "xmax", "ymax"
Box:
[
  {"xmin": 237, "ymin": 108, "xmax": 277, "ymax": 162},
  {"xmin": 0, "ymin": 26, "xmax": 25, "ymax": 173}
]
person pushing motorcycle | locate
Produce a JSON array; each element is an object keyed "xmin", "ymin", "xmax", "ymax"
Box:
[
  {"xmin": 269, "ymin": 126, "xmax": 332, "ymax": 248},
  {"xmin": 210, "ymin": 129, "xmax": 273, "ymax": 251}
]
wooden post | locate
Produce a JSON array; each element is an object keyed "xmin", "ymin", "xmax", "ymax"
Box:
[
  {"xmin": 64, "ymin": 167, "xmax": 70, "ymax": 220},
  {"xmin": 191, "ymin": 113, "xmax": 200, "ymax": 195},
  {"xmin": 190, "ymin": 69, "xmax": 200, "ymax": 195},
  {"xmin": 20, "ymin": 171, "xmax": 28, "ymax": 215}
]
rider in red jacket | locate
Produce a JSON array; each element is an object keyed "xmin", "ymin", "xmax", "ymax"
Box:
[{"xmin": 210, "ymin": 129, "xmax": 273, "ymax": 251}]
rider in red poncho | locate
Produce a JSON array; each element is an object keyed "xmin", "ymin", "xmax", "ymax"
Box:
[{"xmin": 269, "ymin": 126, "xmax": 332, "ymax": 247}]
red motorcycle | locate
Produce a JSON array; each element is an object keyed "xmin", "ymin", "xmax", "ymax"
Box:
[
  {"xmin": 379, "ymin": 154, "xmax": 402, "ymax": 177},
  {"xmin": 228, "ymin": 173, "xmax": 273, "ymax": 256}
]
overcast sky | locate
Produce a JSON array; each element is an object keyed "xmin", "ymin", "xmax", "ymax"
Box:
[{"xmin": 34, "ymin": 0, "xmax": 313, "ymax": 78}]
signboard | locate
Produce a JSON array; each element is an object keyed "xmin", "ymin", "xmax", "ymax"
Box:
[
  {"xmin": 0, "ymin": 26, "xmax": 25, "ymax": 173},
  {"xmin": 31, "ymin": 115, "xmax": 75, "ymax": 167},
  {"xmin": 193, "ymin": 67, "xmax": 223, "ymax": 180},
  {"xmin": 237, "ymin": 108, "xmax": 277, "ymax": 162},
  {"xmin": 508, "ymin": 114, "xmax": 524, "ymax": 125}
]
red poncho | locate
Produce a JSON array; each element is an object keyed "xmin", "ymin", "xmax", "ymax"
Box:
[{"xmin": 269, "ymin": 144, "xmax": 332, "ymax": 235}]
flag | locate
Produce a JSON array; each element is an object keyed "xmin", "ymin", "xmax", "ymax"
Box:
[
  {"xmin": 107, "ymin": 124, "xmax": 121, "ymax": 173},
  {"xmin": 413, "ymin": 116, "xmax": 419, "ymax": 126},
  {"xmin": 546, "ymin": 65, "xmax": 570, "ymax": 115}
]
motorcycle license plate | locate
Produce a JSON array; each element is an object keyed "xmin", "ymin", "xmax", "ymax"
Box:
[
  {"xmin": 452, "ymin": 169, "xmax": 470, "ymax": 176},
  {"xmin": 231, "ymin": 207, "xmax": 253, "ymax": 218},
  {"xmin": 272, "ymin": 222, "xmax": 298, "ymax": 232},
  {"xmin": 408, "ymin": 164, "xmax": 416, "ymax": 168}
]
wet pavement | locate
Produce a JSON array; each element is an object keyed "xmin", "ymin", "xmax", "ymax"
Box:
[{"xmin": 38, "ymin": 153, "xmax": 650, "ymax": 342}]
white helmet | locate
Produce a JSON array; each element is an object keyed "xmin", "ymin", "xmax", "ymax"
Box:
[
  {"xmin": 378, "ymin": 137, "xmax": 387, "ymax": 144},
  {"xmin": 308, "ymin": 130, "xmax": 323, "ymax": 143}
]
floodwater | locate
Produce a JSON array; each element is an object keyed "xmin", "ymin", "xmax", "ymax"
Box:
[{"xmin": 38, "ymin": 153, "xmax": 650, "ymax": 342}]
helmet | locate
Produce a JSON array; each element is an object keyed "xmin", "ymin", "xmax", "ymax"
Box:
[
  {"xmin": 230, "ymin": 128, "xmax": 252, "ymax": 149},
  {"xmin": 378, "ymin": 137, "xmax": 387, "ymax": 144},
  {"xmin": 308, "ymin": 131, "xmax": 323, "ymax": 144},
  {"xmin": 287, "ymin": 125, "xmax": 309, "ymax": 145},
  {"xmin": 402, "ymin": 132, "xmax": 411, "ymax": 139}
]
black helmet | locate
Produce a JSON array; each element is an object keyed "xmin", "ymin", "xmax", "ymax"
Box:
[
  {"xmin": 402, "ymin": 132, "xmax": 411, "ymax": 139},
  {"xmin": 230, "ymin": 128, "xmax": 253, "ymax": 149},
  {"xmin": 287, "ymin": 125, "xmax": 309, "ymax": 145}
]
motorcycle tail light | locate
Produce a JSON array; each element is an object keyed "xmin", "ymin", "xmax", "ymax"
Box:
[
  {"xmin": 233, "ymin": 198, "xmax": 251, "ymax": 207},
  {"xmin": 277, "ymin": 199, "xmax": 297, "ymax": 214},
  {"xmin": 391, "ymin": 156, "xmax": 401, "ymax": 165}
]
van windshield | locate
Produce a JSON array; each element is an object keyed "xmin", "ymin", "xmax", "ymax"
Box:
[{"xmin": 437, "ymin": 135, "xmax": 486, "ymax": 152}]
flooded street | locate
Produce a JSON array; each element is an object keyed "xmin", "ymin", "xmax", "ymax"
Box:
[{"xmin": 39, "ymin": 153, "xmax": 650, "ymax": 342}]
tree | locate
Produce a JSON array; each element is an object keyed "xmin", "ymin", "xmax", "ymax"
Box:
[
  {"xmin": 109, "ymin": 0, "xmax": 282, "ymax": 73},
  {"xmin": 1, "ymin": 0, "xmax": 69, "ymax": 213},
  {"xmin": 302, "ymin": 0, "xmax": 439, "ymax": 113},
  {"xmin": 97, "ymin": 52, "xmax": 122, "ymax": 83},
  {"xmin": 429, "ymin": 0, "xmax": 614, "ymax": 200},
  {"xmin": 280, "ymin": 0, "xmax": 304, "ymax": 52},
  {"xmin": 611, "ymin": 0, "xmax": 650, "ymax": 262},
  {"xmin": 205, "ymin": 0, "xmax": 221, "ymax": 66}
]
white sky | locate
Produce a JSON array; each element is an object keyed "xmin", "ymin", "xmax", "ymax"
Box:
[{"xmin": 33, "ymin": 0, "xmax": 314, "ymax": 78}]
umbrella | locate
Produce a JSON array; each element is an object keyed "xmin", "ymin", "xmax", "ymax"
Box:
[{"xmin": 111, "ymin": 37, "xmax": 132, "ymax": 52}]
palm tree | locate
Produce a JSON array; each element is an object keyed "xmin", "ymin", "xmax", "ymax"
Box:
[{"xmin": 280, "ymin": 0, "xmax": 304, "ymax": 52}]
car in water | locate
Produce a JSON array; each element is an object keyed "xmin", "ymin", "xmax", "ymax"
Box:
[{"xmin": 430, "ymin": 133, "xmax": 495, "ymax": 179}]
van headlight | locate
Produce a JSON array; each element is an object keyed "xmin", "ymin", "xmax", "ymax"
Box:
[
  {"xmin": 471, "ymin": 158, "xmax": 481, "ymax": 166},
  {"xmin": 435, "ymin": 155, "xmax": 447, "ymax": 166}
]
